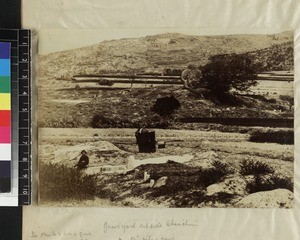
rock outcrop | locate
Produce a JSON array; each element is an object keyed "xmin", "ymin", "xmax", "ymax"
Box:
[
  {"xmin": 206, "ymin": 175, "xmax": 247, "ymax": 196},
  {"xmin": 235, "ymin": 189, "xmax": 293, "ymax": 208}
]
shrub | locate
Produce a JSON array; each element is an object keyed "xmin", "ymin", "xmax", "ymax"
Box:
[
  {"xmin": 181, "ymin": 65, "xmax": 203, "ymax": 89},
  {"xmin": 246, "ymin": 175, "xmax": 293, "ymax": 193},
  {"xmin": 151, "ymin": 95, "xmax": 180, "ymax": 116},
  {"xmin": 39, "ymin": 162, "xmax": 97, "ymax": 202},
  {"xmin": 212, "ymin": 160, "xmax": 234, "ymax": 175},
  {"xmin": 198, "ymin": 161, "xmax": 233, "ymax": 187},
  {"xmin": 280, "ymin": 95, "xmax": 294, "ymax": 111},
  {"xmin": 250, "ymin": 129, "xmax": 294, "ymax": 145},
  {"xmin": 240, "ymin": 159, "xmax": 274, "ymax": 176},
  {"xmin": 91, "ymin": 115, "xmax": 117, "ymax": 128}
]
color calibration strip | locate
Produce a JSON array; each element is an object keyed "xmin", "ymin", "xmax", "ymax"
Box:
[
  {"xmin": 0, "ymin": 29, "xmax": 31, "ymax": 206},
  {"xmin": 0, "ymin": 42, "xmax": 11, "ymax": 193}
]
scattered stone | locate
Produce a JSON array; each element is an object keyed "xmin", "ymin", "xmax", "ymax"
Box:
[
  {"xmin": 149, "ymin": 179, "xmax": 155, "ymax": 188},
  {"xmin": 206, "ymin": 175, "xmax": 247, "ymax": 196},
  {"xmin": 235, "ymin": 189, "xmax": 294, "ymax": 208},
  {"xmin": 153, "ymin": 177, "xmax": 168, "ymax": 188},
  {"xmin": 144, "ymin": 172, "xmax": 150, "ymax": 181}
]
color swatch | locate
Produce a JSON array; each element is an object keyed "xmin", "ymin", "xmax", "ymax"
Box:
[{"xmin": 0, "ymin": 42, "xmax": 11, "ymax": 193}]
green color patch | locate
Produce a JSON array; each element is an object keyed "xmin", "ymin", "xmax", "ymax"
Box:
[{"xmin": 0, "ymin": 76, "xmax": 10, "ymax": 93}]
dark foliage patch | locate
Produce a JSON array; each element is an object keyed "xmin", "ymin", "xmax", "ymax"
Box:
[
  {"xmin": 246, "ymin": 175, "xmax": 293, "ymax": 193},
  {"xmin": 240, "ymin": 159, "xmax": 274, "ymax": 176},
  {"xmin": 250, "ymin": 129, "xmax": 294, "ymax": 144},
  {"xmin": 151, "ymin": 95, "xmax": 181, "ymax": 116}
]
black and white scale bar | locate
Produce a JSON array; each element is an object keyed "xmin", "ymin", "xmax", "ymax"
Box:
[{"xmin": 17, "ymin": 30, "xmax": 31, "ymax": 205}]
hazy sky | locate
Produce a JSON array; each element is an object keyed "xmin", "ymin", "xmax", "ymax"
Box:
[{"xmin": 39, "ymin": 28, "xmax": 291, "ymax": 54}]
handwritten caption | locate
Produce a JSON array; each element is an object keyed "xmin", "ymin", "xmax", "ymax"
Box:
[
  {"xmin": 103, "ymin": 218, "xmax": 198, "ymax": 240},
  {"xmin": 29, "ymin": 219, "xmax": 198, "ymax": 240},
  {"xmin": 30, "ymin": 231, "xmax": 92, "ymax": 240}
]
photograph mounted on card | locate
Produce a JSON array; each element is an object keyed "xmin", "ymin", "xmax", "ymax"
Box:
[{"xmin": 38, "ymin": 28, "xmax": 294, "ymax": 208}]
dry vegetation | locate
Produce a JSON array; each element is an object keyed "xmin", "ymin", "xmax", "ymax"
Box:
[
  {"xmin": 39, "ymin": 128, "xmax": 294, "ymax": 207},
  {"xmin": 38, "ymin": 31, "xmax": 294, "ymax": 208}
]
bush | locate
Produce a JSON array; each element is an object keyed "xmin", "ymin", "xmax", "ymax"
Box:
[
  {"xmin": 240, "ymin": 159, "xmax": 274, "ymax": 176},
  {"xmin": 39, "ymin": 162, "xmax": 97, "ymax": 202},
  {"xmin": 250, "ymin": 129, "xmax": 294, "ymax": 145},
  {"xmin": 246, "ymin": 175, "xmax": 293, "ymax": 193},
  {"xmin": 198, "ymin": 161, "xmax": 233, "ymax": 187},
  {"xmin": 91, "ymin": 114, "xmax": 117, "ymax": 128},
  {"xmin": 151, "ymin": 95, "xmax": 180, "ymax": 116}
]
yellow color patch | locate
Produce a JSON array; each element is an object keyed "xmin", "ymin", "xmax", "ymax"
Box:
[{"xmin": 0, "ymin": 93, "xmax": 10, "ymax": 110}]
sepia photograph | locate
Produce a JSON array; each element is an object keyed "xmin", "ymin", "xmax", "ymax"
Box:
[{"xmin": 38, "ymin": 29, "xmax": 294, "ymax": 208}]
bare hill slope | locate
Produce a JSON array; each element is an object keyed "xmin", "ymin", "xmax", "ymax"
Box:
[{"xmin": 40, "ymin": 32, "xmax": 293, "ymax": 78}]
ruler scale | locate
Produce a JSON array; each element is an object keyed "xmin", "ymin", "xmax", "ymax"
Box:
[
  {"xmin": 0, "ymin": 42, "xmax": 11, "ymax": 194},
  {"xmin": 18, "ymin": 30, "xmax": 31, "ymax": 205},
  {"xmin": 0, "ymin": 29, "xmax": 31, "ymax": 205}
]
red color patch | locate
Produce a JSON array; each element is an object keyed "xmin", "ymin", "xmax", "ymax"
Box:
[{"xmin": 0, "ymin": 110, "xmax": 10, "ymax": 126}]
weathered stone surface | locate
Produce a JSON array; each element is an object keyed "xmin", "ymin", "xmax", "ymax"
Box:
[
  {"xmin": 235, "ymin": 189, "xmax": 294, "ymax": 208},
  {"xmin": 206, "ymin": 175, "xmax": 247, "ymax": 196},
  {"xmin": 153, "ymin": 177, "xmax": 168, "ymax": 188},
  {"xmin": 54, "ymin": 141, "xmax": 122, "ymax": 165},
  {"xmin": 127, "ymin": 154, "xmax": 194, "ymax": 170},
  {"xmin": 186, "ymin": 151, "xmax": 219, "ymax": 169}
]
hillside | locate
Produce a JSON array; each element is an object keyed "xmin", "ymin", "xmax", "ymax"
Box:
[
  {"xmin": 39, "ymin": 31, "xmax": 293, "ymax": 79},
  {"xmin": 38, "ymin": 85, "xmax": 293, "ymax": 129}
]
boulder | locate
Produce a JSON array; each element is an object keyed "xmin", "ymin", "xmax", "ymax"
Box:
[
  {"xmin": 153, "ymin": 177, "xmax": 168, "ymax": 188},
  {"xmin": 206, "ymin": 175, "xmax": 247, "ymax": 196},
  {"xmin": 235, "ymin": 189, "xmax": 294, "ymax": 208}
]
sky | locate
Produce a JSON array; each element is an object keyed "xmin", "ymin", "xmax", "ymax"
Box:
[{"xmin": 39, "ymin": 28, "xmax": 291, "ymax": 54}]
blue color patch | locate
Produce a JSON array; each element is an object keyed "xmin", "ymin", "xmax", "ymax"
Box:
[
  {"xmin": 0, "ymin": 59, "xmax": 10, "ymax": 76},
  {"xmin": 0, "ymin": 42, "xmax": 10, "ymax": 59}
]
